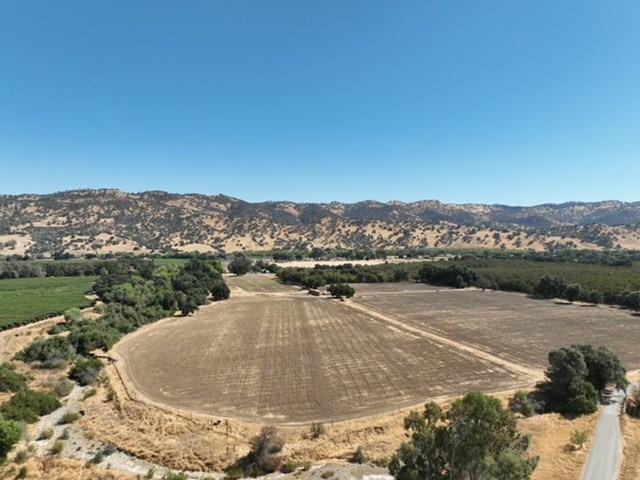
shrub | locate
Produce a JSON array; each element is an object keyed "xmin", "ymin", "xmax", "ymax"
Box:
[
  {"xmin": 58, "ymin": 411, "xmax": 80, "ymax": 425},
  {"xmin": 0, "ymin": 362, "xmax": 26, "ymax": 392},
  {"xmin": 327, "ymin": 283, "xmax": 355, "ymax": 299},
  {"xmin": 69, "ymin": 358, "xmax": 103, "ymax": 386},
  {"xmin": 63, "ymin": 307, "xmax": 83, "ymax": 324},
  {"xmin": 82, "ymin": 388, "xmax": 97, "ymax": 400},
  {"xmin": 58, "ymin": 428, "xmax": 70, "ymax": 440},
  {"xmin": 0, "ymin": 389, "xmax": 61, "ymax": 423},
  {"xmin": 310, "ymin": 422, "xmax": 325, "ymax": 439},
  {"xmin": 228, "ymin": 255, "xmax": 253, "ymax": 276},
  {"xmin": 15, "ymin": 336, "xmax": 75, "ymax": 369},
  {"xmin": 0, "ymin": 416, "xmax": 22, "ymax": 461},
  {"xmin": 570, "ymin": 430, "xmax": 588, "ymax": 450},
  {"xmin": 37, "ymin": 428, "xmax": 53, "ymax": 440},
  {"xmin": 50, "ymin": 441, "xmax": 64, "ymax": 455},
  {"xmin": 53, "ymin": 379, "xmax": 74, "ymax": 398},
  {"xmin": 249, "ymin": 426, "xmax": 285, "ymax": 473},
  {"xmin": 68, "ymin": 322, "xmax": 120, "ymax": 356},
  {"xmin": 14, "ymin": 448, "xmax": 29, "ymax": 463},
  {"xmin": 352, "ymin": 446, "xmax": 368, "ymax": 464},
  {"xmin": 509, "ymin": 390, "xmax": 535, "ymax": 417},
  {"xmin": 280, "ymin": 460, "xmax": 300, "ymax": 473},
  {"xmin": 17, "ymin": 466, "xmax": 28, "ymax": 479}
]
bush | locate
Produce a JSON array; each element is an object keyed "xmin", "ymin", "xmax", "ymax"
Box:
[
  {"xmin": 53, "ymin": 379, "xmax": 74, "ymax": 398},
  {"xmin": 327, "ymin": 283, "xmax": 355, "ymax": 299},
  {"xmin": 63, "ymin": 307, "xmax": 83, "ymax": 324},
  {"xmin": 0, "ymin": 416, "xmax": 22, "ymax": 461},
  {"xmin": 68, "ymin": 322, "xmax": 120, "ymax": 356},
  {"xmin": 0, "ymin": 362, "xmax": 26, "ymax": 392},
  {"xmin": 58, "ymin": 411, "xmax": 80, "ymax": 425},
  {"xmin": 15, "ymin": 336, "xmax": 75, "ymax": 369},
  {"xmin": 69, "ymin": 358, "xmax": 103, "ymax": 386},
  {"xmin": 509, "ymin": 390, "xmax": 535, "ymax": 417},
  {"xmin": 352, "ymin": 446, "xmax": 368, "ymax": 464},
  {"xmin": 228, "ymin": 255, "xmax": 253, "ymax": 276},
  {"xmin": 50, "ymin": 440, "xmax": 64, "ymax": 455},
  {"xmin": 570, "ymin": 430, "xmax": 588, "ymax": 450},
  {"xmin": 0, "ymin": 389, "xmax": 61, "ymax": 423},
  {"xmin": 37, "ymin": 428, "xmax": 53, "ymax": 440},
  {"xmin": 310, "ymin": 422, "xmax": 325, "ymax": 439},
  {"xmin": 249, "ymin": 426, "xmax": 285, "ymax": 473},
  {"xmin": 280, "ymin": 460, "xmax": 300, "ymax": 473}
]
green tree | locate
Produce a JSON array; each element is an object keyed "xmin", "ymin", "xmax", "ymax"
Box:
[
  {"xmin": 564, "ymin": 284, "xmax": 582, "ymax": 302},
  {"xmin": 389, "ymin": 393, "xmax": 537, "ymax": 480},
  {"xmin": 228, "ymin": 255, "xmax": 253, "ymax": 276},
  {"xmin": 0, "ymin": 416, "xmax": 22, "ymax": 461},
  {"xmin": 327, "ymin": 284, "xmax": 355, "ymax": 299},
  {"xmin": 536, "ymin": 276, "xmax": 567, "ymax": 299}
]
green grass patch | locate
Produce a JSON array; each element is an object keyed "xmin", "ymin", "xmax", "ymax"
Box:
[
  {"xmin": 154, "ymin": 257, "xmax": 190, "ymax": 267},
  {"xmin": 0, "ymin": 276, "xmax": 96, "ymax": 330}
]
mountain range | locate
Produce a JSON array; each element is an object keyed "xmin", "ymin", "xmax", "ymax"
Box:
[{"xmin": 1, "ymin": 189, "xmax": 639, "ymax": 256}]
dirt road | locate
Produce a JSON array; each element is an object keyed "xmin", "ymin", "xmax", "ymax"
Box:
[{"xmin": 581, "ymin": 389, "xmax": 625, "ymax": 480}]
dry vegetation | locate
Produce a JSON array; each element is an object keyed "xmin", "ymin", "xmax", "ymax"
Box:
[
  {"xmin": 2, "ymin": 190, "xmax": 640, "ymax": 255},
  {"xmin": 520, "ymin": 411, "xmax": 600, "ymax": 480}
]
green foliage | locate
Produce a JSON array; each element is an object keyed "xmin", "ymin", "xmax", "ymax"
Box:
[
  {"xmin": 68, "ymin": 321, "xmax": 120, "ymax": 355},
  {"xmin": 508, "ymin": 390, "xmax": 535, "ymax": 417},
  {"xmin": 327, "ymin": 283, "xmax": 355, "ymax": 299},
  {"xmin": 58, "ymin": 411, "xmax": 80, "ymax": 424},
  {"xmin": 536, "ymin": 276, "xmax": 568, "ymax": 299},
  {"xmin": 37, "ymin": 428, "xmax": 53, "ymax": 440},
  {"xmin": 418, "ymin": 264, "xmax": 479, "ymax": 288},
  {"xmin": 309, "ymin": 422, "xmax": 325, "ymax": 439},
  {"xmin": 69, "ymin": 358, "xmax": 103, "ymax": 386},
  {"xmin": 63, "ymin": 307, "xmax": 83, "ymax": 324},
  {"xmin": 49, "ymin": 440, "xmax": 64, "ymax": 455},
  {"xmin": 0, "ymin": 276, "xmax": 96, "ymax": 330},
  {"xmin": 53, "ymin": 379, "xmax": 74, "ymax": 398},
  {"xmin": 15, "ymin": 336, "xmax": 75, "ymax": 369},
  {"xmin": 570, "ymin": 430, "xmax": 588, "ymax": 448},
  {"xmin": 388, "ymin": 393, "xmax": 537, "ymax": 480},
  {"xmin": 542, "ymin": 344, "xmax": 625, "ymax": 415},
  {"xmin": 228, "ymin": 255, "xmax": 253, "ymax": 276},
  {"xmin": 0, "ymin": 389, "xmax": 61, "ymax": 423},
  {"xmin": 0, "ymin": 363, "xmax": 26, "ymax": 393},
  {"xmin": 564, "ymin": 284, "xmax": 582, "ymax": 302},
  {"xmin": 0, "ymin": 415, "xmax": 22, "ymax": 461}
]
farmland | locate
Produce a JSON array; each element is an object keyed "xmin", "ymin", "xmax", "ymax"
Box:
[
  {"xmin": 115, "ymin": 277, "xmax": 640, "ymax": 425},
  {"xmin": 353, "ymin": 284, "xmax": 640, "ymax": 368},
  {"xmin": 0, "ymin": 276, "xmax": 96, "ymax": 330},
  {"xmin": 114, "ymin": 294, "xmax": 525, "ymax": 423}
]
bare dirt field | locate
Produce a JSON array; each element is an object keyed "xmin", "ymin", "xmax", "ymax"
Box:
[
  {"xmin": 353, "ymin": 285, "xmax": 640, "ymax": 368},
  {"xmin": 226, "ymin": 273, "xmax": 300, "ymax": 294},
  {"xmin": 113, "ymin": 295, "xmax": 525, "ymax": 423}
]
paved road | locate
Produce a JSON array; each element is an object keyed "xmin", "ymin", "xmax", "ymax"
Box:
[{"xmin": 582, "ymin": 389, "xmax": 625, "ymax": 480}]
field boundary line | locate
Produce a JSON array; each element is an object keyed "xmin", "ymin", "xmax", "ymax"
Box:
[{"xmin": 344, "ymin": 298, "xmax": 544, "ymax": 382}]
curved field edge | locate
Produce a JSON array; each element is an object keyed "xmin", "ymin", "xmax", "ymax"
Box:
[{"xmin": 108, "ymin": 295, "xmax": 535, "ymax": 424}]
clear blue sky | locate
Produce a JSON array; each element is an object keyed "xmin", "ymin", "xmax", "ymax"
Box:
[{"xmin": 1, "ymin": 1, "xmax": 639, "ymax": 205}]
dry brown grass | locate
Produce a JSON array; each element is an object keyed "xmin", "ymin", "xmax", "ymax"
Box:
[
  {"xmin": 3, "ymin": 457, "xmax": 134, "ymax": 480},
  {"xmin": 620, "ymin": 415, "xmax": 640, "ymax": 480},
  {"xmin": 519, "ymin": 411, "xmax": 599, "ymax": 480}
]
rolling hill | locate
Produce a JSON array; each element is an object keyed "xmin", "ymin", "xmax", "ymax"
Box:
[{"xmin": 1, "ymin": 189, "xmax": 639, "ymax": 256}]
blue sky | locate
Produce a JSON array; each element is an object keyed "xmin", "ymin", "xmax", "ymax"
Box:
[{"xmin": 1, "ymin": 1, "xmax": 638, "ymax": 205}]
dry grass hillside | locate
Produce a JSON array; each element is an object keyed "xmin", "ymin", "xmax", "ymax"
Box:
[{"xmin": 1, "ymin": 189, "xmax": 639, "ymax": 256}]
